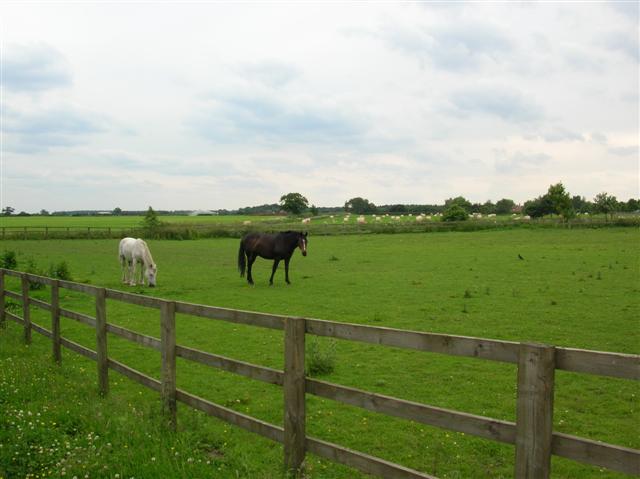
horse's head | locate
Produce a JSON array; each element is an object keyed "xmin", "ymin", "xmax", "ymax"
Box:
[
  {"xmin": 146, "ymin": 264, "xmax": 158, "ymax": 287},
  {"xmin": 298, "ymin": 232, "xmax": 308, "ymax": 257}
]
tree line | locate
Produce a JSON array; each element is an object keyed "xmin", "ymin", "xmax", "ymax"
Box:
[{"xmin": 1, "ymin": 184, "xmax": 637, "ymax": 220}]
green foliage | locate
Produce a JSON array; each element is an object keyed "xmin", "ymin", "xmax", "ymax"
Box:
[
  {"xmin": 593, "ymin": 192, "xmax": 618, "ymax": 221},
  {"xmin": 24, "ymin": 259, "xmax": 45, "ymax": 290},
  {"xmin": 305, "ymin": 339, "xmax": 337, "ymax": 376},
  {"xmin": 279, "ymin": 193, "xmax": 309, "ymax": 215},
  {"xmin": 0, "ymin": 250, "xmax": 17, "ymax": 269},
  {"xmin": 523, "ymin": 195, "xmax": 554, "ymax": 218},
  {"xmin": 344, "ymin": 197, "xmax": 377, "ymax": 214},
  {"xmin": 495, "ymin": 198, "xmax": 515, "ymax": 215},
  {"xmin": 1, "ymin": 206, "xmax": 15, "ymax": 216},
  {"xmin": 309, "ymin": 204, "xmax": 319, "ymax": 216},
  {"xmin": 547, "ymin": 182, "xmax": 574, "ymax": 220},
  {"xmin": 442, "ymin": 204, "xmax": 469, "ymax": 221},
  {"xmin": 48, "ymin": 261, "xmax": 73, "ymax": 281},
  {"xmin": 141, "ymin": 206, "xmax": 163, "ymax": 233},
  {"xmin": 444, "ymin": 196, "xmax": 472, "ymax": 210}
]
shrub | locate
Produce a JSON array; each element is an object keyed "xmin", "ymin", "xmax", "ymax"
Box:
[
  {"xmin": 48, "ymin": 261, "xmax": 73, "ymax": 281},
  {"xmin": 24, "ymin": 259, "xmax": 45, "ymax": 290},
  {"xmin": 305, "ymin": 339, "xmax": 337, "ymax": 376},
  {"xmin": 0, "ymin": 250, "xmax": 17, "ymax": 269},
  {"xmin": 442, "ymin": 205, "xmax": 469, "ymax": 222}
]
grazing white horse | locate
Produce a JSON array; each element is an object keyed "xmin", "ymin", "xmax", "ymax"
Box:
[{"xmin": 119, "ymin": 238, "xmax": 157, "ymax": 287}]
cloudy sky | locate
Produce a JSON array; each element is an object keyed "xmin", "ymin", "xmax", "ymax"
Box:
[{"xmin": 1, "ymin": 2, "xmax": 638, "ymax": 212}]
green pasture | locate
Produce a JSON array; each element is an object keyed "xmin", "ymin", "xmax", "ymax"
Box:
[{"xmin": 1, "ymin": 228, "xmax": 638, "ymax": 478}]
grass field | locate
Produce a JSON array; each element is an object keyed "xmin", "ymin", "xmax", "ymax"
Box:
[{"xmin": 1, "ymin": 228, "xmax": 638, "ymax": 478}]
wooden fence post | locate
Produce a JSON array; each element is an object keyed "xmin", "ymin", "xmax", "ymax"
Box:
[
  {"xmin": 51, "ymin": 280, "xmax": 61, "ymax": 364},
  {"xmin": 161, "ymin": 300, "xmax": 177, "ymax": 430},
  {"xmin": 515, "ymin": 343, "xmax": 556, "ymax": 478},
  {"xmin": 95, "ymin": 288, "xmax": 108, "ymax": 396},
  {"xmin": 0, "ymin": 270, "xmax": 5, "ymax": 328},
  {"xmin": 284, "ymin": 317, "xmax": 306, "ymax": 475},
  {"xmin": 21, "ymin": 274, "xmax": 31, "ymax": 344}
]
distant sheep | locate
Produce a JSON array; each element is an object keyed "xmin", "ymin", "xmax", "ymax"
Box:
[
  {"xmin": 243, "ymin": 220, "xmax": 252, "ymax": 225},
  {"xmin": 302, "ymin": 218, "xmax": 311, "ymax": 224},
  {"xmin": 357, "ymin": 215, "xmax": 366, "ymax": 224}
]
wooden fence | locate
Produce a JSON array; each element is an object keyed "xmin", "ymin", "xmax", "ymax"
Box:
[{"xmin": 0, "ymin": 268, "xmax": 638, "ymax": 478}]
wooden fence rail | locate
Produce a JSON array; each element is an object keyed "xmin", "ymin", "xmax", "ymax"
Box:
[{"xmin": 0, "ymin": 268, "xmax": 638, "ymax": 478}]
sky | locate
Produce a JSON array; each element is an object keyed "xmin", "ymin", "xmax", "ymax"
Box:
[{"xmin": 1, "ymin": 1, "xmax": 638, "ymax": 213}]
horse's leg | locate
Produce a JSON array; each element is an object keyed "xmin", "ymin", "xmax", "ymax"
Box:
[
  {"xmin": 284, "ymin": 257, "xmax": 291, "ymax": 284},
  {"xmin": 269, "ymin": 259, "xmax": 280, "ymax": 285},
  {"xmin": 130, "ymin": 260, "xmax": 137, "ymax": 286},
  {"xmin": 121, "ymin": 257, "xmax": 126, "ymax": 283},
  {"xmin": 247, "ymin": 254, "xmax": 257, "ymax": 285}
]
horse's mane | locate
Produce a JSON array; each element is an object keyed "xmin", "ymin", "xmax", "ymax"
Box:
[{"xmin": 138, "ymin": 239, "xmax": 155, "ymax": 266}]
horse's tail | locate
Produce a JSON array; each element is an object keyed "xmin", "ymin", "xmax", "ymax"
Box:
[{"xmin": 238, "ymin": 240, "xmax": 246, "ymax": 277}]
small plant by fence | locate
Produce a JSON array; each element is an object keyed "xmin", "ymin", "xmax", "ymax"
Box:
[{"xmin": 0, "ymin": 268, "xmax": 638, "ymax": 478}]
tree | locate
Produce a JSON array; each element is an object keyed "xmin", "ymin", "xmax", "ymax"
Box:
[
  {"xmin": 495, "ymin": 198, "xmax": 515, "ymax": 215},
  {"xmin": 444, "ymin": 196, "xmax": 472, "ymax": 210},
  {"xmin": 39, "ymin": 209, "xmax": 50, "ymax": 216},
  {"xmin": 547, "ymin": 182, "xmax": 574, "ymax": 220},
  {"xmin": 571, "ymin": 196, "xmax": 591, "ymax": 214},
  {"xmin": 523, "ymin": 195, "xmax": 554, "ymax": 218},
  {"xmin": 1, "ymin": 206, "xmax": 15, "ymax": 216},
  {"xmin": 624, "ymin": 198, "xmax": 639, "ymax": 212},
  {"xmin": 279, "ymin": 193, "xmax": 309, "ymax": 215},
  {"xmin": 309, "ymin": 204, "xmax": 319, "ymax": 216},
  {"xmin": 141, "ymin": 206, "xmax": 162, "ymax": 231},
  {"xmin": 344, "ymin": 197, "xmax": 377, "ymax": 214},
  {"xmin": 593, "ymin": 192, "xmax": 618, "ymax": 221},
  {"xmin": 389, "ymin": 204, "xmax": 407, "ymax": 213},
  {"xmin": 481, "ymin": 200, "xmax": 496, "ymax": 215},
  {"xmin": 442, "ymin": 204, "xmax": 469, "ymax": 221},
  {"xmin": 113, "ymin": 207, "xmax": 123, "ymax": 215}
]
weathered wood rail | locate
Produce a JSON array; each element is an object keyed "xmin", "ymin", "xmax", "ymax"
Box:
[{"xmin": 0, "ymin": 268, "xmax": 638, "ymax": 478}]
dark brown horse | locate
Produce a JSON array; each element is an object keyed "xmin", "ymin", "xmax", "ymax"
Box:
[{"xmin": 238, "ymin": 231, "xmax": 308, "ymax": 285}]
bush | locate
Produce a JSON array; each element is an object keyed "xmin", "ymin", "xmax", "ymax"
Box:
[
  {"xmin": 24, "ymin": 259, "xmax": 45, "ymax": 290},
  {"xmin": 0, "ymin": 250, "xmax": 17, "ymax": 269},
  {"xmin": 442, "ymin": 205, "xmax": 469, "ymax": 222},
  {"xmin": 305, "ymin": 339, "xmax": 337, "ymax": 376},
  {"xmin": 48, "ymin": 261, "xmax": 72, "ymax": 281}
]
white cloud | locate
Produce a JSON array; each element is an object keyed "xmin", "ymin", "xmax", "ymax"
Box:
[{"xmin": 0, "ymin": 2, "xmax": 637, "ymax": 212}]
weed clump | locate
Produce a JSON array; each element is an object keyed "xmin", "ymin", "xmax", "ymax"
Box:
[
  {"xmin": 305, "ymin": 339, "xmax": 337, "ymax": 377},
  {"xmin": 48, "ymin": 261, "xmax": 73, "ymax": 281},
  {"xmin": 0, "ymin": 250, "xmax": 17, "ymax": 269}
]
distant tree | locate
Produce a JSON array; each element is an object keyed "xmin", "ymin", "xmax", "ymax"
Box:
[
  {"xmin": 624, "ymin": 198, "xmax": 639, "ymax": 212},
  {"xmin": 444, "ymin": 196, "xmax": 472, "ymax": 210},
  {"xmin": 442, "ymin": 204, "xmax": 469, "ymax": 222},
  {"xmin": 547, "ymin": 182, "xmax": 574, "ymax": 220},
  {"xmin": 344, "ymin": 197, "xmax": 377, "ymax": 214},
  {"xmin": 495, "ymin": 198, "xmax": 515, "ymax": 215},
  {"xmin": 480, "ymin": 200, "xmax": 496, "ymax": 215},
  {"xmin": 17, "ymin": 211, "xmax": 30, "ymax": 217},
  {"xmin": 523, "ymin": 195, "xmax": 554, "ymax": 218},
  {"xmin": 571, "ymin": 195, "xmax": 592, "ymax": 214},
  {"xmin": 1, "ymin": 206, "xmax": 15, "ymax": 216},
  {"xmin": 39, "ymin": 209, "xmax": 50, "ymax": 216},
  {"xmin": 141, "ymin": 206, "xmax": 162, "ymax": 230},
  {"xmin": 593, "ymin": 192, "xmax": 618, "ymax": 221},
  {"xmin": 309, "ymin": 204, "xmax": 319, "ymax": 216},
  {"xmin": 389, "ymin": 204, "xmax": 407, "ymax": 213},
  {"xmin": 279, "ymin": 193, "xmax": 309, "ymax": 215},
  {"xmin": 112, "ymin": 207, "xmax": 123, "ymax": 215}
]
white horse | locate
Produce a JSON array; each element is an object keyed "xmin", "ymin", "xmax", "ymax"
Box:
[{"xmin": 119, "ymin": 238, "xmax": 157, "ymax": 287}]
